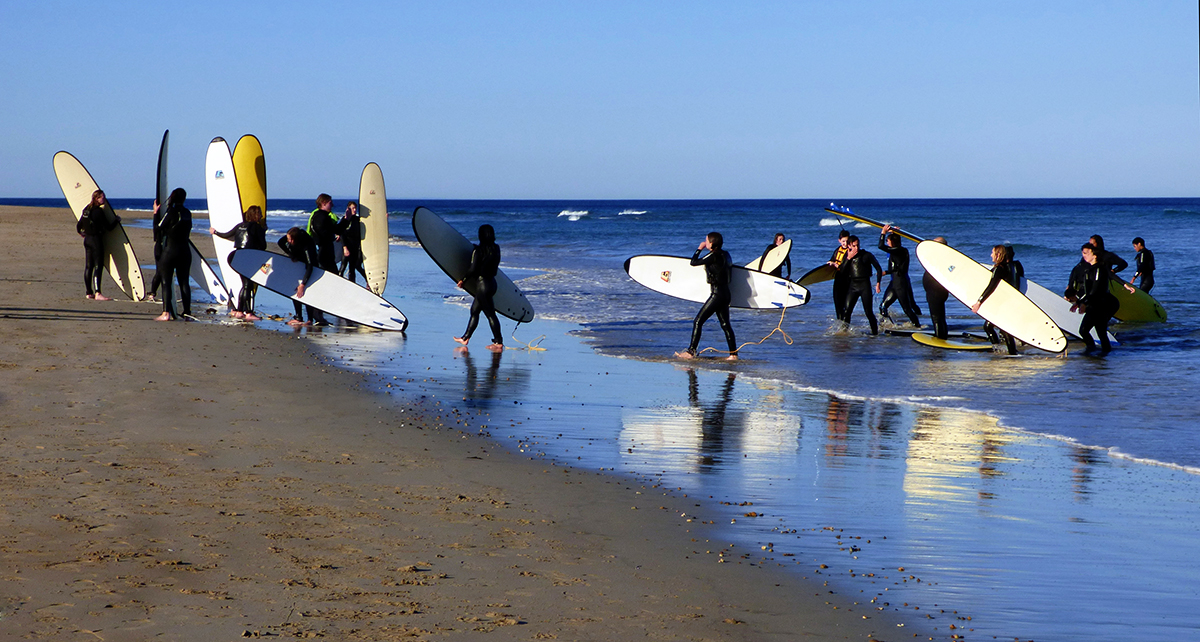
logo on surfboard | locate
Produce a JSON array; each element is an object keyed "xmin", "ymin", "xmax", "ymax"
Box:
[
  {"xmin": 215, "ymin": 170, "xmax": 225, "ymax": 179},
  {"xmin": 660, "ymin": 271, "xmax": 671, "ymax": 283},
  {"xmin": 257, "ymin": 259, "xmax": 273, "ymax": 276}
]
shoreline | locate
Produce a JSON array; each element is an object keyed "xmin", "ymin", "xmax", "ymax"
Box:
[{"xmin": 1, "ymin": 205, "xmax": 900, "ymax": 639}]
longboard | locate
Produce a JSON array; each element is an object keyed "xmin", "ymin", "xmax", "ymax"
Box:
[
  {"xmin": 916, "ymin": 241, "xmax": 1066, "ymax": 353},
  {"xmin": 230, "ymin": 249, "xmax": 407, "ymax": 331},
  {"xmin": 822, "ymin": 204, "xmax": 1114, "ymax": 343},
  {"xmin": 625, "ymin": 255, "xmax": 809, "ymax": 309},
  {"xmin": 232, "ymin": 135, "xmax": 267, "ymax": 218},
  {"xmin": 158, "ymin": 131, "xmax": 230, "ymax": 310},
  {"xmin": 797, "ymin": 263, "xmax": 838, "ymax": 286},
  {"xmin": 411, "ymin": 206, "xmax": 535, "ymax": 323},
  {"xmin": 53, "ymin": 151, "xmax": 146, "ymax": 300},
  {"xmin": 911, "ymin": 332, "xmax": 993, "ymax": 351},
  {"xmin": 359, "ymin": 162, "xmax": 389, "ymax": 295},
  {"xmin": 745, "ymin": 239, "xmax": 792, "ymax": 274},
  {"xmin": 206, "ymin": 138, "xmax": 245, "ymax": 309}
]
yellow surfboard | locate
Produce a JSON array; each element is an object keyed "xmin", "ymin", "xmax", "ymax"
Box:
[
  {"xmin": 1111, "ymin": 279, "xmax": 1167, "ymax": 322},
  {"xmin": 53, "ymin": 151, "xmax": 146, "ymax": 300},
  {"xmin": 232, "ymin": 135, "xmax": 266, "ymax": 223},
  {"xmin": 911, "ymin": 332, "xmax": 993, "ymax": 351},
  {"xmin": 359, "ymin": 162, "xmax": 389, "ymax": 295}
]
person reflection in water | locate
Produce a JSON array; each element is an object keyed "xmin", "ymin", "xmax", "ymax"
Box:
[
  {"xmin": 457, "ymin": 347, "xmax": 503, "ymax": 402},
  {"xmin": 687, "ymin": 369, "xmax": 737, "ymax": 471}
]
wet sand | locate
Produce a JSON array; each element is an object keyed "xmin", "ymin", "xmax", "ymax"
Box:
[{"xmin": 0, "ymin": 205, "xmax": 899, "ymax": 640}]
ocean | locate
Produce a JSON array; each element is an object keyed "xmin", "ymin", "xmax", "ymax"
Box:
[{"xmin": 16, "ymin": 195, "xmax": 1200, "ymax": 640}]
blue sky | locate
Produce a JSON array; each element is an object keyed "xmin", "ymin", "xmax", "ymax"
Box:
[{"xmin": 5, "ymin": 1, "xmax": 1198, "ymax": 199}]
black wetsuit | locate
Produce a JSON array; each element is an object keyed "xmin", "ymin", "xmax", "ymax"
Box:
[
  {"xmin": 977, "ymin": 261, "xmax": 1017, "ymax": 354},
  {"xmin": 756, "ymin": 242, "xmax": 790, "ymax": 278},
  {"xmin": 148, "ymin": 204, "xmax": 164, "ymax": 298},
  {"xmin": 307, "ymin": 208, "xmax": 341, "ymax": 273},
  {"xmin": 278, "ymin": 231, "xmax": 326, "ymax": 324},
  {"xmin": 461, "ymin": 241, "xmax": 503, "ymax": 345},
  {"xmin": 1135, "ymin": 248, "xmax": 1155, "ymax": 293},
  {"xmin": 214, "ymin": 221, "xmax": 267, "ymax": 313},
  {"xmin": 337, "ymin": 213, "xmax": 368, "ymax": 285},
  {"xmin": 687, "ymin": 248, "xmax": 737, "ymax": 355},
  {"xmin": 1099, "ymin": 250, "xmax": 1128, "ymax": 275},
  {"xmin": 156, "ymin": 203, "xmax": 193, "ymax": 316},
  {"xmin": 1078, "ymin": 262, "xmax": 1119, "ymax": 353},
  {"xmin": 1065, "ymin": 260, "xmax": 1089, "ymax": 301},
  {"xmin": 77, "ymin": 204, "xmax": 118, "ymax": 296},
  {"xmin": 839, "ymin": 250, "xmax": 883, "ymax": 334},
  {"xmin": 922, "ymin": 270, "xmax": 950, "ymax": 339},
  {"xmin": 877, "ymin": 235, "xmax": 921, "ymax": 326},
  {"xmin": 830, "ymin": 245, "xmax": 849, "ymax": 320}
]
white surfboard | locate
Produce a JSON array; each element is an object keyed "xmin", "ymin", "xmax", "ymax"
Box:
[
  {"xmin": 53, "ymin": 151, "xmax": 147, "ymax": 300},
  {"xmin": 411, "ymin": 206, "xmax": 534, "ymax": 323},
  {"xmin": 625, "ymin": 255, "xmax": 809, "ymax": 309},
  {"xmin": 824, "ymin": 204, "xmax": 1113, "ymax": 344},
  {"xmin": 157, "ymin": 131, "xmax": 230, "ymax": 309},
  {"xmin": 229, "ymin": 249, "xmax": 407, "ymax": 331},
  {"xmin": 916, "ymin": 241, "xmax": 1066, "ymax": 353},
  {"xmin": 746, "ymin": 239, "xmax": 792, "ymax": 274},
  {"xmin": 359, "ymin": 162, "xmax": 389, "ymax": 295},
  {"xmin": 206, "ymin": 138, "xmax": 244, "ymax": 310}
]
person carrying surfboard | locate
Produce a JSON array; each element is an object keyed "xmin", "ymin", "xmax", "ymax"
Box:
[
  {"xmin": 454, "ymin": 224, "xmax": 504, "ymax": 353},
  {"xmin": 970, "ymin": 245, "xmax": 1018, "ymax": 354},
  {"xmin": 278, "ymin": 227, "xmax": 328, "ymax": 326},
  {"xmin": 211, "ymin": 205, "xmax": 267, "ymax": 320},
  {"xmin": 837, "ymin": 236, "xmax": 883, "ymax": 335},
  {"xmin": 826, "ymin": 230, "xmax": 851, "ymax": 320},
  {"xmin": 921, "ymin": 237, "xmax": 951, "ymax": 339},
  {"xmin": 676, "ymin": 232, "xmax": 738, "ymax": 360},
  {"xmin": 877, "ymin": 225, "xmax": 922, "ymax": 327},
  {"xmin": 1071, "ymin": 243, "xmax": 1120, "ymax": 355},
  {"xmin": 337, "ymin": 201, "xmax": 369, "ymax": 286},
  {"xmin": 76, "ymin": 189, "xmax": 119, "ymax": 301},
  {"xmin": 756, "ymin": 233, "xmax": 791, "ymax": 279},
  {"xmin": 153, "ymin": 188, "xmax": 193, "ymax": 321},
  {"xmin": 307, "ymin": 194, "xmax": 341, "ymax": 275}
]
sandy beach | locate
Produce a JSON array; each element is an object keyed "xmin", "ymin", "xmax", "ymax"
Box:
[{"xmin": 0, "ymin": 204, "xmax": 898, "ymax": 640}]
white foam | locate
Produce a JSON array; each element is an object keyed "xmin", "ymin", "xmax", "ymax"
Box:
[
  {"xmin": 557, "ymin": 210, "xmax": 589, "ymax": 221},
  {"xmin": 618, "ymin": 209, "xmax": 647, "ymax": 216}
]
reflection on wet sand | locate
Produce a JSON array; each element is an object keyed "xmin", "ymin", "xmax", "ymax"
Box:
[
  {"xmin": 905, "ymin": 406, "xmax": 1020, "ymax": 511},
  {"xmin": 454, "ymin": 348, "xmax": 532, "ymax": 407}
]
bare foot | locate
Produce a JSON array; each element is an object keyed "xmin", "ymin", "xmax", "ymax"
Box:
[
  {"xmin": 94, "ymin": 293, "xmax": 112, "ymax": 301},
  {"xmin": 453, "ymin": 336, "xmax": 469, "ymax": 346},
  {"xmin": 486, "ymin": 343, "xmax": 504, "ymax": 353},
  {"xmin": 86, "ymin": 294, "xmax": 95, "ymax": 299},
  {"xmin": 725, "ymin": 354, "xmax": 739, "ymax": 361},
  {"xmin": 154, "ymin": 312, "xmax": 173, "ymax": 322},
  {"xmin": 675, "ymin": 350, "xmax": 695, "ymax": 360},
  {"xmin": 231, "ymin": 310, "xmax": 244, "ymax": 319},
  {"xmin": 244, "ymin": 313, "xmax": 261, "ymax": 321},
  {"xmin": 286, "ymin": 318, "xmax": 304, "ymax": 326}
]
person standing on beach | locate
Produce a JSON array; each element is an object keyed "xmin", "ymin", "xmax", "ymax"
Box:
[
  {"xmin": 677, "ymin": 232, "xmax": 738, "ymax": 361},
  {"xmin": 922, "ymin": 237, "xmax": 951, "ymax": 339},
  {"xmin": 278, "ymin": 227, "xmax": 328, "ymax": 326},
  {"xmin": 970, "ymin": 245, "xmax": 1017, "ymax": 354},
  {"xmin": 76, "ymin": 189, "xmax": 119, "ymax": 301},
  {"xmin": 307, "ymin": 194, "xmax": 341, "ymax": 274},
  {"xmin": 154, "ymin": 188, "xmax": 193, "ymax": 321},
  {"xmin": 337, "ymin": 201, "xmax": 368, "ymax": 286},
  {"xmin": 838, "ymin": 235, "xmax": 883, "ymax": 335},
  {"xmin": 454, "ymin": 224, "xmax": 504, "ymax": 353},
  {"xmin": 146, "ymin": 199, "xmax": 164, "ymax": 302},
  {"xmin": 1130, "ymin": 237, "xmax": 1155, "ymax": 293},
  {"xmin": 1071, "ymin": 243, "xmax": 1120, "ymax": 355},
  {"xmin": 877, "ymin": 225, "xmax": 921, "ymax": 327},
  {"xmin": 756, "ymin": 233, "xmax": 791, "ymax": 279},
  {"xmin": 211, "ymin": 205, "xmax": 267, "ymax": 321},
  {"xmin": 827, "ymin": 230, "xmax": 851, "ymax": 320}
]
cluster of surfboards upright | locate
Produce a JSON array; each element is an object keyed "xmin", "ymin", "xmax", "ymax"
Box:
[{"xmin": 53, "ymin": 132, "xmax": 536, "ymax": 332}]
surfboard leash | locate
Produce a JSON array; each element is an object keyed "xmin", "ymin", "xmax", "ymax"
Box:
[
  {"xmin": 506, "ymin": 322, "xmax": 547, "ymax": 351},
  {"xmin": 697, "ymin": 306, "xmax": 794, "ymax": 357}
]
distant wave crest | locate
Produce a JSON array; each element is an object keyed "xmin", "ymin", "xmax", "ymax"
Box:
[{"xmin": 557, "ymin": 210, "xmax": 589, "ymax": 221}]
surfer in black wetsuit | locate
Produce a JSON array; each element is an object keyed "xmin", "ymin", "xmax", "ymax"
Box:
[
  {"xmin": 77, "ymin": 189, "xmax": 119, "ymax": 301},
  {"xmin": 756, "ymin": 233, "xmax": 791, "ymax": 279},
  {"xmin": 827, "ymin": 230, "xmax": 851, "ymax": 320},
  {"xmin": 838, "ymin": 236, "xmax": 883, "ymax": 335},
  {"xmin": 454, "ymin": 224, "xmax": 504, "ymax": 353},
  {"xmin": 1089, "ymin": 235, "xmax": 1128, "ymax": 275},
  {"xmin": 1006, "ymin": 245, "xmax": 1024, "ymax": 282},
  {"xmin": 877, "ymin": 226, "xmax": 921, "ymax": 327},
  {"xmin": 337, "ymin": 201, "xmax": 369, "ymax": 286},
  {"xmin": 307, "ymin": 193, "xmax": 340, "ymax": 274},
  {"xmin": 154, "ymin": 188, "xmax": 193, "ymax": 321},
  {"xmin": 146, "ymin": 199, "xmax": 164, "ymax": 302},
  {"xmin": 970, "ymin": 245, "xmax": 1017, "ymax": 354},
  {"xmin": 278, "ymin": 227, "xmax": 327, "ymax": 326},
  {"xmin": 211, "ymin": 204, "xmax": 267, "ymax": 321},
  {"xmin": 1131, "ymin": 237, "xmax": 1155, "ymax": 293},
  {"xmin": 1072, "ymin": 243, "xmax": 1119, "ymax": 355},
  {"xmin": 922, "ymin": 237, "xmax": 951, "ymax": 339},
  {"xmin": 677, "ymin": 232, "xmax": 738, "ymax": 360}
]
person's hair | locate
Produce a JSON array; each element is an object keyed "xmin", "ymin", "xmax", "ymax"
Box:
[
  {"xmin": 1132, "ymin": 236, "xmax": 1145, "ymax": 246},
  {"xmin": 887, "ymin": 233, "xmax": 901, "ymax": 246},
  {"xmin": 1004, "ymin": 245, "xmax": 1015, "ymax": 261},
  {"xmin": 167, "ymin": 188, "xmax": 186, "ymax": 208},
  {"xmin": 478, "ymin": 224, "xmax": 495, "ymax": 245},
  {"xmin": 89, "ymin": 190, "xmax": 105, "ymax": 209},
  {"xmin": 847, "ymin": 235, "xmax": 859, "ymax": 245},
  {"xmin": 933, "ymin": 236, "xmax": 947, "ymax": 245},
  {"xmin": 1082, "ymin": 243, "xmax": 1097, "ymax": 253},
  {"xmin": 707, "ymin": 231, "xmax": 723, "ymax": 250},
  {"xmin": 316, "ymin": 193, "xmax": 332, "ymax": 208},
  {"xmin": 286, "ymin": 226, "xmax": 303, "ymax": 240},
  {"xmin": 346, "ymin": 201, "xmax": 358, "ymax": 216},
  {"xmin": 838, "ymin": 230, "xmax": 850, "ymax": 239},
  {"xmin": 244, "ymin": 205, "xmax": 264, "ymax": 225},
  {"xmin": 774, "ymin": 233, "xmax": 785, "ymax": 241},
  {"xmin": 1090, "ymin": 235, "xmax": 1105, "ymax": 250},
  {"xmin": 991, "ymin": 244, "xmax": 1006, "ymax": 265}
]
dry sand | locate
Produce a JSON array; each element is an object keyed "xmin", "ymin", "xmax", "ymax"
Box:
[{"xmin": 0, "ymin": 205, "xmax": 900, "ymax": 640}]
